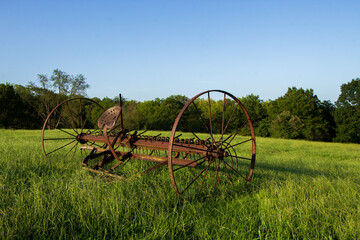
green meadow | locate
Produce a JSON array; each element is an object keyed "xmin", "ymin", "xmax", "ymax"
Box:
[{"xmin": 0, "ymin": 129, "xmax": 359, "ymax": 239}]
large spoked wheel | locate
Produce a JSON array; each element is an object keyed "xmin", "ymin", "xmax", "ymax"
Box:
[
  {"xmin": 168, "ymin": 90, "xmax": 256, "ymax": 198},
  {"xmin": 41, "ymin": 98, "xmax": 105, "ymax": 160}
]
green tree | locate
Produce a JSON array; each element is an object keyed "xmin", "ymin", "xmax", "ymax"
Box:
[
  {"xmin": 239, "ymin": 94, "xmax": 268, "ymax": 136},
  {"xmin": 0, "ymin": 83, "xmax": 26, "ymax": 128},
  {"xmin": 136, "ymin": 99, "xmax": 162, "ymax": 130},
  {"xmin": 267, "ymin": 87, "xmax": 334, "ymax": 141},
  {"xmin": 28, "ymin": 69, "xmax": 90, "ymax": 122},
  {"xmin": 13, "ymin": 84, "xmax": 43, "ymax": 128},
  {"xmin": 122, "ymin": 100, "xmax": 141, "ymax": 130},
  {"xmin": 271, "ymin": 110, "xmax": 303, "ymax": 139},
  {"xmin": 334, "ymin": 78, "xmax": 360, "ymax": 143},
  {"xmin": 239, "ymin": 94, "xmax": 267, "ymax": 125},
  {"xmin": 149, "ymin": 95, "xmax": 187, "ymax": 130},
  {"xmin": 257, "ymin": 101, "xmax": 272, "ymax": 137},
  {"xmin": 32, "ymin": 69, "xmax": 89, "ymax": 97}
]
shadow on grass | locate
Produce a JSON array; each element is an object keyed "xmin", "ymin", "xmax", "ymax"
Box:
[
  {"xmin": 170, "ymin": 181, "xmax": 261, "ymax": 204},
  {"xmin": 254, "ymin": 161, "xmax": 338, "ymax": 181}
]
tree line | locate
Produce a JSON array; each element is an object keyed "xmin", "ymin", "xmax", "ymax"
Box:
[{"xmin": 1, "ymin": 69, "xmax": 359, "ymax": 143}]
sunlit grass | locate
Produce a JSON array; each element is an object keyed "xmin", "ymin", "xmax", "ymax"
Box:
[{"xmin": 0, "ymin": 129, "xmax": 359, "ymax": 239}]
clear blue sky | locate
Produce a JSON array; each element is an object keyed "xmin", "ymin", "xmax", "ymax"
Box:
[{"xmin": 1, "ymin": 0, "xmax": 359, "ymax": 103}]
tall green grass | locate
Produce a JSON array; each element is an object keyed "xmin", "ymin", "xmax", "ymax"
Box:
[{"xmin": 0, "ymin": 129, "xmax": 359, "ymax": 239}]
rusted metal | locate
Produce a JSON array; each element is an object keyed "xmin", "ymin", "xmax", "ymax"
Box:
[{"xmin": 41, "ymin": 90, "xmax": 256, "ymax": 198}]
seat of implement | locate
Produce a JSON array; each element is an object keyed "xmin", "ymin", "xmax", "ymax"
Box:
[{"xmin": 97, "ymin": 106, "xmax": 121, "ymax": 130}]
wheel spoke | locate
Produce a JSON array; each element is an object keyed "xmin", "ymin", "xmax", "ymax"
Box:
[
  {"xmin": 71, "ymin": 142, "xmax": 79, "ymax": 159},
  {"xmin": 173, "ymin": 156, "xmax": 206, "ymax": 172},
  {"xmin": 57, "ymin": 111, "xmax": 79, "ymax": 135},
  {"xmin": 227, "ymin": 155, "xmax": 252, "ymax": 161},
  {"xmin": 83, "ymin": 103, "xmax": 95, "ymax": 133},
  {"xmin": 80, "ymin": 99, "xmax": 83, "ymax": 131},
  {"xmin": 180, "ymin": 158, "xmax": 215, "ymax": 195},
  {"xmin": 42, "ymin": 98, "xmax": 106, "ymax": 172},
  {"xmin": 44, "ymin": 137, "xmax": 75, "ymax": 141},
  {"xmin": 46, "ymin": 139, "xmax": 77, "ymax": 156},
  {"xmin": 191, "ymin": 101, "xmax": 210, "ymax": 133},
  {"xmin": 220, "ymin": 93, "xmax": 226, "ymax": 149},
  {"xmin": 65, "ymin": 101, "xmax": 79, "ymax": 135},
  {"xmin": 227, "ymin": 119, "xmax": 249, "ymax": 145},
  {"xmin": 223, "ymin": 161, "xmax": 248, "ymax": 181},
  {"xmin": 172, "ymin": 143, "xmax": 207, "ymax": 153},
  {"xmin": 212, "ymin": 159, "xmax": 221, "ymax": 196},
  {"xmin": 197, "ymin": 159, "xmax": 213, "ymax": 195},
  {"xmin": 207, "ymin": 92, "xmax": 215, "ymax": 144},
  {"xmin": 222, "ymin": 103, "xmax": 239, "ymax": 138},
  {"xmin": 65, "ymin": 141, "xmax": 79, "ymax": 157},
  {"xmin": 46, "ymin": 118, "xmax": 77, "ymax": 137},
  {"xmin": 224, "ymin": 138, "xmax": 253, "ymax": 149},
  {"xmin": 169, "ymin": 90, "xmax": 256, "ymax": 198},
  {"xmin": 223, "ymin": 160, "xmax": 234, "ymax": 188},
  {"xmin": 222, "ymin": 134, "xmax": 233, "ymax": 144},
  {"xmin": 179, "ymin": 118, "xmax": 202, "ymax": 142}
]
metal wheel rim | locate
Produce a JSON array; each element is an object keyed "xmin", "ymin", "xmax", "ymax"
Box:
[
  {"xmin": 41, "ymin": 98, "xmax": 105, "ymax": 160},
  {"xmin": 168, "ymin": 90, "xmax": 256, "ymax": 198}
]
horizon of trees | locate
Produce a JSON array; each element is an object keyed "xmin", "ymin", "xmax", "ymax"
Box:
[{"xmin": 1, "ymin": 69, "xmax": 359, "ymax": 143}]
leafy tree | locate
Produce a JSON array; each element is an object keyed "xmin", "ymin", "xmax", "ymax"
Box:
[
  {"xmin": 136, "ymin": 99, "xmax": 162, "ymax": 130},
  {"xmin": 257, "ymin": 101, "xmax": 271, "ymax": 137},
  {"xmin": 267, "ymin": 87, "xmax": 334, "ymax": 141},
  {"xmin": 151, "ymin": 96, "xmax": 185, "ymax": 130},
  {"xmin": 32, "ymin": 69, "xmax": 89, "ymax": 97},
  {"xmin": 0, "ymin": 83, "xmax": 26, "ymax": 128},
  {"xmin": 122, "ymin": 100, "xmax": 141, "ymax": 130},
  {"xmin": 239, "ymin": 94, "xmax": 267, "ymax": 125},
  {"xmin": 27, "ymin": 69, "xmax": 90, "ymax": 123},
  {"xmin": 239, "ymin": 94, "xmax": 268, "ymax": 136},
  {"xmin": 25, "ymin": 84, "xmax": 64, "ymax": 123},
  {"xmin": 13, "ymin": 84, "xmax": 43, "ymax": 128},
  {"xmin": 271, "ymin": 110, "xmax": 303, "ymax": 139},
  {"xmin": 334, "ymin": 78, "xmax": 360, "ymax": 143}
]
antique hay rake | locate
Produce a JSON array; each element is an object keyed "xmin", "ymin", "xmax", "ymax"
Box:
[{"xmin": 41, "ymin": 90, "xmax": 256, "ymax": 198}]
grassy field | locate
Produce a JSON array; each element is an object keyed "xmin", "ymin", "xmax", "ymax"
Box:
[{"xmin": 0, "ymin": 129, "xmax": 359, "ymax": 239}]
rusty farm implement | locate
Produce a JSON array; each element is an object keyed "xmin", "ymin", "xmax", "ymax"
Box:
[{"xmin": 41, "ymin": 90, "xmax": 256, "ymax": 198}]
